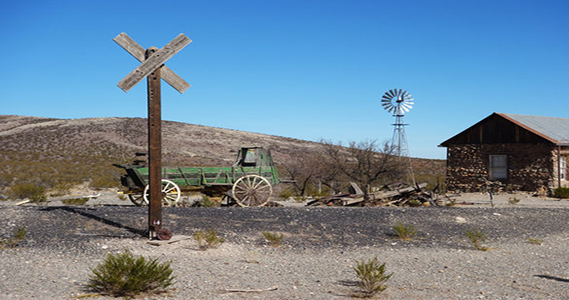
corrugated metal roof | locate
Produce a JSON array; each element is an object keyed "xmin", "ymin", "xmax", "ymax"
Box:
[{"xmin": 498, "ymin": 113, "xmax": 569, "ymax": 146}]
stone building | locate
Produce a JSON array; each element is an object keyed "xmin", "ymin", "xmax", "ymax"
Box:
[{"xmin": 439, "ymin": 113, "xmax": 569, "ymax": 194}]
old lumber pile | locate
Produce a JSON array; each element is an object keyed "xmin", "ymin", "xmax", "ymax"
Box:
[{"xmin": 307, "ymin": 182, "xmax": 438, "ymax": 207}]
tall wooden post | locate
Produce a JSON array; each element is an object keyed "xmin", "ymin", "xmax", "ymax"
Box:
[
  {"xmin": 147, "ymin": 47, "xmax": 162, "ymax": 238},
  {"xmin": 114, "ymin": 33, "xmax": 191, "ymax": 239}
]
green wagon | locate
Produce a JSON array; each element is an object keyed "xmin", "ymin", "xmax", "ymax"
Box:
[{"xmin": 114, "ymin": 147, "xmax": 279, "ymax": 207}]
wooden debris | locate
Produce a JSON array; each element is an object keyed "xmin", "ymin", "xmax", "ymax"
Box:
[
  {"xmin": 147, "ymin": 235, "xmax": 191, "ymax": 246},
  {"xmin": 220, "ymin": 286, "xmax": 279, "ymax": 293},
  {"xmin": 348, "ymin": 182, "xmax": 364, "ymax": 196},
  {"xmin": 308, "ymin": 182, "xmax": 438, "ymax": 207}
]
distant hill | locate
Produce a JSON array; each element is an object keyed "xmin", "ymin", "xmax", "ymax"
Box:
[
  {"xmin": 0, "ymin": 115, "xmax": 324, "ymax": 165},
  {"xmin": 0, "ymin": 115, "xmax": 445, "ymax": 194}
]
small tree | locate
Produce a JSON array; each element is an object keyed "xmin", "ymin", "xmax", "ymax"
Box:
[
  {"xmin": 320, "ymin": 140, "xmax": 402, "ymax": 201},
  {"xmin": 280, "ymin": 149, "xmax": 340, "ymax": 197}
]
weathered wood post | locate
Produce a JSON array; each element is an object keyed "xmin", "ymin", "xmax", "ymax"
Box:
[
  {"xmin": 114, "ymin": 33, "xmax": 191, "ymax": 238},
  {"xmin": 146, "ymin": 47, "xmax": 163, "ymax": 236}
]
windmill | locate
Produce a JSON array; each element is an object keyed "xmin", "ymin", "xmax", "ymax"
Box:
[{"xmin": 381, "ymin": 89, "xmax": 416, "ymax": 184}]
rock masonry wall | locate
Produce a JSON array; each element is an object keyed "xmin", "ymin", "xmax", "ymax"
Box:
[{"xmin": 445, "ymin": 143, "xmax": 556, "ymax": 193}]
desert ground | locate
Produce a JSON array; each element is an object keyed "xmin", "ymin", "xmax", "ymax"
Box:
[{"xmin": 0, "ymin": 192, "xmax": 568, "ymax": 299}]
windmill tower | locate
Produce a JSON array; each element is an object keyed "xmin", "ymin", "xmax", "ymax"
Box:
[{"xmin": 381, "ymin": 89, "xmax": 416, "ymax": 184}]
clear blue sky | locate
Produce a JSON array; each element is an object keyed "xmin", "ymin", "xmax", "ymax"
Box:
[{"xmin": 2, "ymin": 0, "xmax": 568, "ymax": 159}]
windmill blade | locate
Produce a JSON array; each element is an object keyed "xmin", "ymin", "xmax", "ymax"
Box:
[
  {"xmin": 403, "ymin": 101, "xmax": 414, "ymax": 109},
  {"xmin": 390, "ymin": 89, "xmax": 398, "ymax": 98}
]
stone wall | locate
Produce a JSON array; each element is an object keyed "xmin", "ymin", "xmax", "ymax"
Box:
[{"xmin": 445, "ymin": 143, "xmax": 555, "ymax": 193}]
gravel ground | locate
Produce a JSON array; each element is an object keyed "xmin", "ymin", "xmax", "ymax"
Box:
[{"xmin": 0, "ymin": 193, "xmax": 568, "ymax": 299}]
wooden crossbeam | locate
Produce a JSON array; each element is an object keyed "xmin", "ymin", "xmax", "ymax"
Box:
[
  {"xmin": 117, "ymin": 33, "xmax": 191, "ymax": 92},
  {"xmin": 114, "ymin": 33, "xmax": 190, "ymax": 93}
]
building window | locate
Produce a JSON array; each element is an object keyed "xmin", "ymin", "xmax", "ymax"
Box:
[
  {"xmin": 561, "ymin": 157, "xmax": 566, "ymax": 180},
  {"xmin": 489, "ymin": 155, "xmax": 508, "ymax": 180}
]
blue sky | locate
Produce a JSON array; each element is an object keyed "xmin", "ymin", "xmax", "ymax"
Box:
[{"xmin": 2, "ymin": 0, "xmax": 568, "ymax": 159}]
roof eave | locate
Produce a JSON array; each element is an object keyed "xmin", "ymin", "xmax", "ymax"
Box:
[{"xmin": 497, "ymin": 113, "xmax": 560, "ymax": 144}]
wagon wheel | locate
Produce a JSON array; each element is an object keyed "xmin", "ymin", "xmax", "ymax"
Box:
[
  {"xmin": 128, "ymin": 193, "xmax": 147, "ymax": 206},
  {"xmin": 141, "ymin": 179, "xmax": 182, "ymax": 206},
  {"xmin": 232, "ymin": 175, "xmax": 273, "ymax": 207}
]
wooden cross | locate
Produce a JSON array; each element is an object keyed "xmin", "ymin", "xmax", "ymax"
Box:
[{"xmin": 114, "ymin": 32, "xmax": 191, "ymax": 239}]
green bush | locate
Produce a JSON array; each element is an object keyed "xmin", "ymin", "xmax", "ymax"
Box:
[
  {"xmin": 554, "ymin": 187, "xmax": 569, "ymax": 199},
  {"xmin": 465, "ymin": 229, "xmax": 489, "ymax": 251},
  {"xmin": 193, "ymin": 228, "xmax": 225, "ymax": 250},
  {"xmin": 352, "ymin": 256, "xmax": 392, "ymax": 298},
  {"xmin": 262, "ymin": 231, "xmax": 284, "ymax": 247},
  {"xmin": 391, "ymin": 222, "xmax": 417, "ymax": 240},
  {"xmin": 0, "ymin": 226, "xmax": 27, "ymax": 249},
  {"xmin": 11, "ymin": 183, "xmax": 47, "ymax": 203},
  {"xmin": 87, "ymin": 250, "xmax": 175, "ymax": 297}
]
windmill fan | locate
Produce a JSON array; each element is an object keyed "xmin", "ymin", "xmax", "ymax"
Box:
[{"xmin": 381, "ymin": 89, "xmax": 414, "ymax": 115}]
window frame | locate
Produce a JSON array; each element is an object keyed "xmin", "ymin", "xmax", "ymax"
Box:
[
  {"xmin": 561, "ymin": 156, "xmax": 566, "ymax": 180},
  {"xmin": 489, "ymin": 154, "xmax": 508, "ymax": 180}
]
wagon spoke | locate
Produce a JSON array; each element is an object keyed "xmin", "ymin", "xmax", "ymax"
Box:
[
  {"xmin": 164, "ymin": 194, "xmax": 178, "ymax": 206},
  {"xmin": 253, "ymin": 178, "xmax": 265, "ymax": 189},
  {"xmin": 255, "ymin": 183, "xmax": 271, "ymax": 190},
  {"xmin": 233, "ymin": 188, "xmax": 246, "ymax": 196},
  {"xmin": 234, "ymin": 185, "xmax": 247, "ymax": 193},
  {"xmin": 246, "ymin": 176, "xmax": 254, "ymax": 187},
  {"xmin": 243, "ymin": 195, "xmax": 253, "ymax": 206}
]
